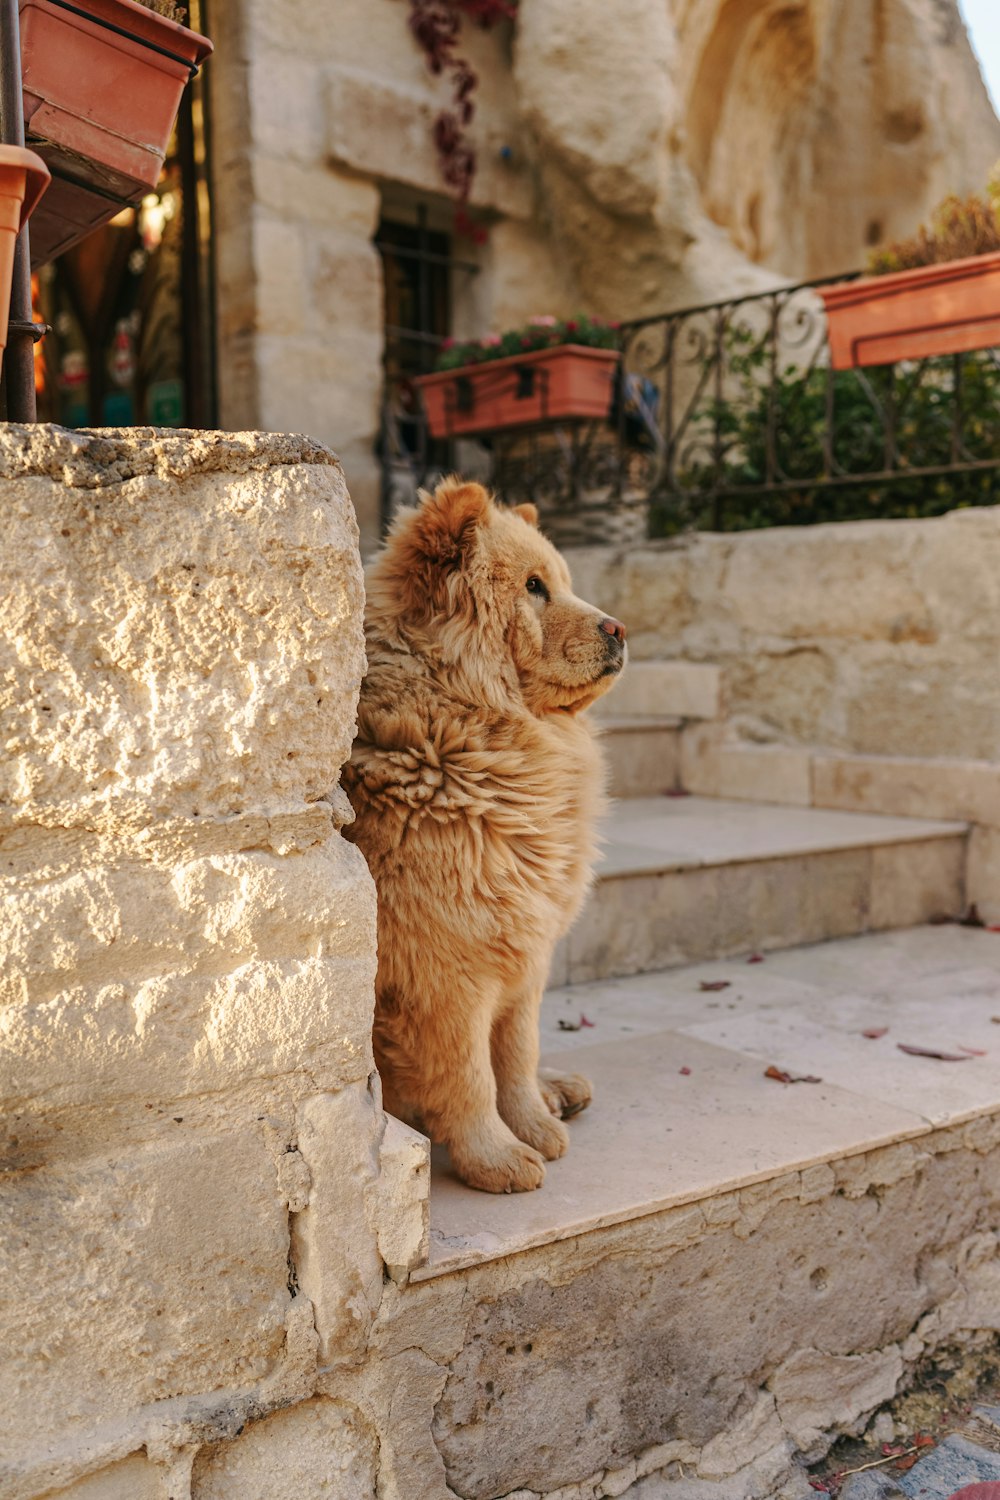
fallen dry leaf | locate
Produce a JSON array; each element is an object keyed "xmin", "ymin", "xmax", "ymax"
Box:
[
  {"xmin": 764, "ymin": 1064, "xmax": 822, "ymax": 1085},
  {"xmin": 699, "ymin": 980, "xmax": 731, "ymax": 992},
  {"xmin": 862, "ymin": 1027, "xmax": 889, "ymax": 1040},
  {"xmin": 679, "ymin": 1066, "xmax": 692, "ymax": 1076},
  {"xmin": 897, "ymin": 1042, "xmax": 972, "ymax": 1061},
  {"xmin": 664, "ymin": 788, "xmax": 691, "ymax": 798},
  {"xmin": 747, "ymin": 952, "xmax": 765, "ymax": 964},
  {"xmin": 579, "ymin": 1014, "xmax": 596, "ymax": 1028},
  {"xmin": 958, "ymin": 1044, "xmax": 987, "ymax": 1056},
  {"xmin": 894, "ymin": 1455, "xmax": 919, "ymax": 1472}
]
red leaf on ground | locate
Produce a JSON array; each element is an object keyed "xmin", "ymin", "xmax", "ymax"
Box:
[
  {"xmin": 699, "ymin": 980, "xmax": 731, "ymax": 992},
  {"xmin": 914, "ymin": 1435, "xmax": 935, "ymax": 1448},
  {"xmin": 808, "ymin": 1482, "xmax": 829, "ymax": 1492},
  {"xmin": 679, "ymin": 1066, "xmax": 692, "ymax": 1076},
  {"xmin": 881, "ymin": 1444, "xmax": 904, "ymax": 1457},
  {"xmin": 862, "ymin": 1027, "xmax": 889, "ymax": 1039},
  {"xmin": 987, "ymin": 925, "xmax": 1000, "ymax": 934},
  {"xmin": 895, "ymin": 1455, "xmax": 919, "ymax": 1472},
  {"xmin": 579, "ymin": 1014, "xmax": 596, "ymax": 1028},
  {"xmin": 664, "ymin": 788, "xmax": 691, "ymax": 798},
  {"xmin": 958, "ymin": 1045, "xmax": 987, "ymax": 1056},
  {"xmin": 747, "ymin": 953, "xmax": 765, "ymax": 964},
  {"xmin": 897, "ymin": 1043, "xmax": 972, "ymax": 1061},
  {"xmin": 765, "ymin": 1065, "xmax": 822, "ymax": 1085}
]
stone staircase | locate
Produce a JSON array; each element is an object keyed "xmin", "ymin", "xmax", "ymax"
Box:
[{"xmin": 387, "ymin": 662, "xmax": 1000, "ymax": 1500}]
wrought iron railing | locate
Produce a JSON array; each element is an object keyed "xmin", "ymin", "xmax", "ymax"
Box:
[
  {"xmin": 378, "ymin": 273, "xmax": 1000, "ymax": 541},
  {"xmin": 616, "ymin": 274, "xmax": 1000, "ymax": 532}
]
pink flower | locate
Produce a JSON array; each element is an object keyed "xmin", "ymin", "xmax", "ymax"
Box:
[
  {"xmin": 482, "ymin": 332, "xmax": 502, "ymax": 347},
  {"xmin": 441, "ymin": 336, "xmax": 455, "ymax": 350},
  {"xmin": 565, "ymin": 320, "xmax": 578, "ymax": 332},
  {"xmin": 529, "ymin": 314, "xmax": 557, "ymax": 327}
]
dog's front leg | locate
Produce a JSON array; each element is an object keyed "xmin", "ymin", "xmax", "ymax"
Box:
[
  {"xmin": 493, "ymin": 986, "xmax": 579, "ymax": 1161},
  {"xmin": 408, "ymin": 994, "xmax": 547, "ymax": 1194}
]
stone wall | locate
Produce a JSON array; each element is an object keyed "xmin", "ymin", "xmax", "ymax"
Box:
[
  {"xmin": 206, "ymin": 0, "xmax": 1000, "ymax": 550},
  {"xmin": 565, "ymin": 506, "xmax": 1000, "ymax": 764},
  {"xmin": 0, "ymin": 426, "xmax": 426, "ymax": 1500}
]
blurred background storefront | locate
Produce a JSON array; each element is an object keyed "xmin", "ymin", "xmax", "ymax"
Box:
[{"xmin": 32, "ymin": 0, "xmax": 215, "ymax": 430}]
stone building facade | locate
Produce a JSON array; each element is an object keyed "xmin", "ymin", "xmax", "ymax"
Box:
[{"xmin": 206, "ymin": 0, "xmax": 1000, "ymax": 549}]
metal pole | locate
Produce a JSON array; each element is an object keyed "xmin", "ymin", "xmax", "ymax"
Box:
[{"xmin": 0, "ymin": 0, "xmax": 37, "ymax": 421}]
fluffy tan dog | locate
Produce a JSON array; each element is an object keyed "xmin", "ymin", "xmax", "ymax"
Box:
[{"xmin": 342, "ymin": 478, "xmax": 626, "ymax": 1193}]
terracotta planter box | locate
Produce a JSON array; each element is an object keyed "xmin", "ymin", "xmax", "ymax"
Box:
[
  {"xmin": 416, "ymin": 344, "xmax": 619, "ymax": 438},
  {"xmin": 19, "ymin": 0, "xmax": 212, "ymax": 266},
  {"xmin": 0, "ymin": 145, "xmax": 49, "ymax": 352},
  {"xmin": 820, "ymin": 253, "xmax": 1000, "ymax": 369}
]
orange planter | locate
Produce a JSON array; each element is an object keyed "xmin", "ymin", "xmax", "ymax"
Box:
[
  {"xmin": 416, "ymin": 344, "xmax": 619, "ymax": 438},
  {"xmin": 0, "ymin": 145, "xmax": 50, "ymax": 354},
  {"xmin": 820, "ymin": 253, "xmax": 1000, "ymax": 369},
  {"xmin": 19, "ymin": 0, "xmax": 213, "ymax": 266}
]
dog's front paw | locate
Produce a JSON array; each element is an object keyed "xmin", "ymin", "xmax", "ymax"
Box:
[
  {"xmin": 451, "ymin": 1136, "xmax": 546, "ymax": 1194},
  {"xmin": 501, "ymin": 1099, "xmax": 570, "ymax": 1160},
  {"xmin": 539, "ymin": 1067, "xmax": 593, "ymax": 1120}
]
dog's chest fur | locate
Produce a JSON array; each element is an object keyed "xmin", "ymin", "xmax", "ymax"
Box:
[{"xmin": 343, "ymin": 656, "xmax": 606, "ymax": 965}]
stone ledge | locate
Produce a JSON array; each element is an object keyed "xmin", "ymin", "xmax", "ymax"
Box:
[{"xmin": 0, "ymin": 425, "xmax": 341, "ymax": 486}]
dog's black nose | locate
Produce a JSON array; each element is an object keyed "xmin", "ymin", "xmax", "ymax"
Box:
[{"xmin": 600, "ymin": 616, "xmax": 627, "ymax": 644}]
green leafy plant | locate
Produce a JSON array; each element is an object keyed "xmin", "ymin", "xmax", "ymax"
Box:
[
  {"xmin": 655, "ymin": 332, "xmax": 1000, "ymax": 534},
  {"xmin": 868, "ymin": 167, "xmax": 1000, "ymax": 274},
  {"xmin": 435, "ymin": 314, "xmax": 619, "ymax": 370}
]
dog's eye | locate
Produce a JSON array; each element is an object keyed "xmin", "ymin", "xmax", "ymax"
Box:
[{"xmin": 526, "ymin": 576, "xmax": 549, "ymax": 600}]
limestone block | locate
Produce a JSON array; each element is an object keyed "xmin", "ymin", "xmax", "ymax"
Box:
[
  {"xmin": 679, "ymin": 722, "xmax": 724, "ymax": 797},
  {"xmin": 309, "ymin": 232, "xmax": 383, "ymax": 334},
  {"xmin": 42, "ymin": 1455, "xmax": 168, "ymax": 1499},
  {"xmin": 0, "ymin": 428, "xmax": 365, "ymax": 829},
  {"xmin": 291, "ymin": 1086, "xmax": 386, "ymax": 1366},
  {"xmin": 712, "ymin": 746, "xmax": 813, "ymax": 807},
  {"xmin": 868, "ymin": 838, "xmax": 965, "ymax": 930},
  {"xmin": 0, "ymin": 1131, "xmax": 291, "ymax": 1467},
  {"xmin": 191, "ymin": 1397, "xmax": 377, "ymax": 1500},
  {"xmin": 250, "ymin": 158, "xmax": 380, "ymax": 235},
  {"xmin": 812, "ymin": 754, "xmax": 1000, "ymax": 826},
  {"xmin": 255, "ymin": 334, "xmax": 382, "ymax": 457},
  {"xmin": 1, "ymin": 839, "xmax": 377, "ymax": 1122},
  {"xmin": 326, "ymin": 69, "xmax": 531, "ymax": 217},
  {"xmin": 376, "ymin": 1114, "xmax": 431, "ymax": 1281},
  {"xmin": 770, "ymin": 1348, "xmax": 904, "ymax": 1459},
  {"xmin": 592, "ymin": 662, "xmax": 720, "ymax": 722},
  {"xmin": 251, "ymin": 218, "xmax": 309, "ymax": 334},
  {"xmin": 247, "ymin": 51, "xmax": 324, "ymax": 162}
]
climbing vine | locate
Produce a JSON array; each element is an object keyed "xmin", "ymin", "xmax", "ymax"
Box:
[{"xmin": 407, "ymin": 0, "xmax": 518, "ymax": 242}]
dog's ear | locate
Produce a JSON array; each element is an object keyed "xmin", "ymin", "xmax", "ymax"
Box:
[
  {"xmin": 512, "ymin": 502, "xmax": 539, "ymax": 528},
  {"xmin": 381, "ymin": 477, "xmax": 491, "ymax": 621},
  {"xmin": 412, "ymin": 478, "xmax": 491, "ymax": 567}
]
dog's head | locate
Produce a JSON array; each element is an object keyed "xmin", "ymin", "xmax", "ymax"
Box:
[{"xmin": 368, "ymin": 477, "xmax": 626, "ymax": 715}]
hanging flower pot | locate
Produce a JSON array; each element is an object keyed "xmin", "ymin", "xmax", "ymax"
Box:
[
  {"xmin": 821, "ymin": 253, "xmax": 1000, "ymax": 370},
  {"xmin": 417, "ymin": 343, "xmax": 620, "ymax": 438},
  {"xmin": 18, "ymin": 0, "xmax": 213, "ymax": 266},
  {"xmin": 0, "ymin": 144, "xmax": 50, "ymax": 353}
]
